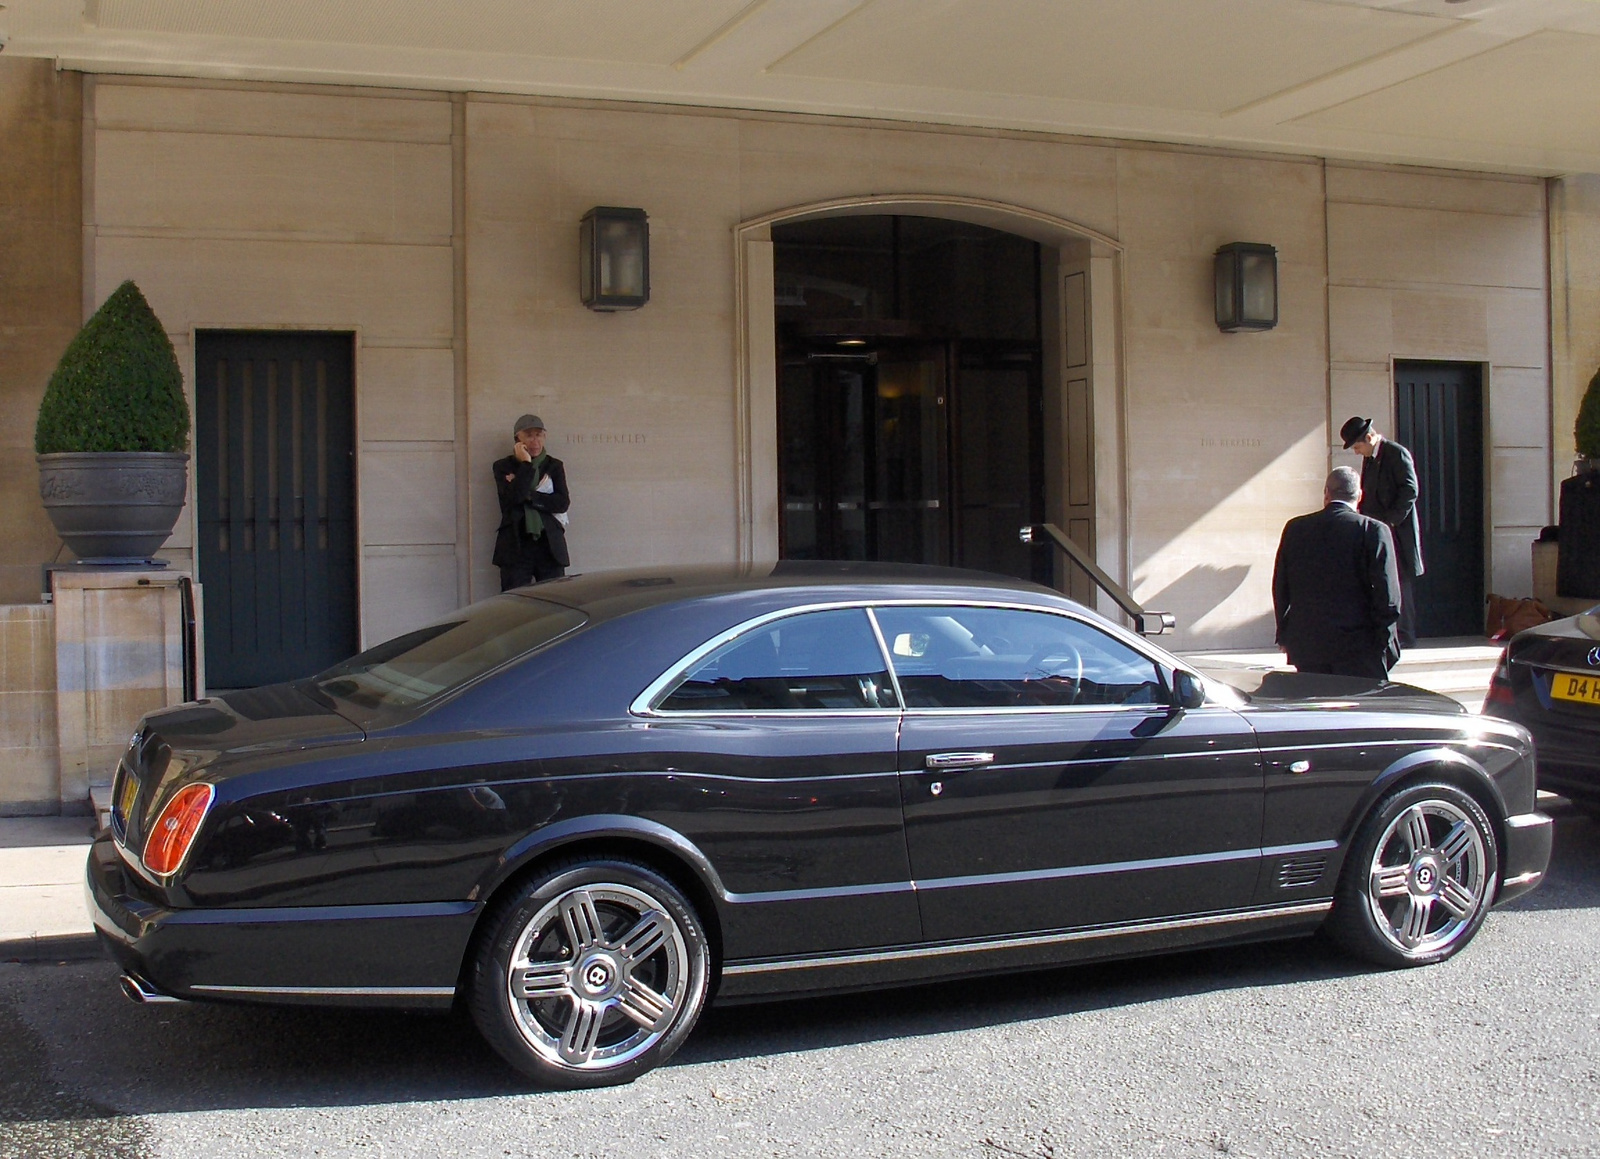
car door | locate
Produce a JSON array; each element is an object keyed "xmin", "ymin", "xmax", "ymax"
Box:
[
  {"xmin": 641, "ymin": 605, "xmax": 919, "ymax": 959},
  {"xmin": 876, "ymin": 603, "xmax": 1264, "ymax": 943}
]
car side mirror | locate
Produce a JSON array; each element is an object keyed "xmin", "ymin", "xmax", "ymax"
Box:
[{"xmin": 1171, "ymin": 669, "xmax": 1206, "ymax": 710}]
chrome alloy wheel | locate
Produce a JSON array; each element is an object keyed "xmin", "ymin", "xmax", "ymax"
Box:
[
  {"xmin": 505, "ymin": 884, "xmax": 690, "ymax": 1072},
  {"xmin": 1364, "ymin": 799, "xmax": 1489, "ymax": 957}
]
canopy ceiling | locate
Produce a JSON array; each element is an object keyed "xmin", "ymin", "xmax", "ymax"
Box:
[{"xmin": 4, "ymin": 0, "xmax": 1599, "ymax": 173}]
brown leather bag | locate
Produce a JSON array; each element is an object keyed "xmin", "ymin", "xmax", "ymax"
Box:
[{"xmin": 1485, "ymin": 593, "xmax": 1555, "ymax": 640}]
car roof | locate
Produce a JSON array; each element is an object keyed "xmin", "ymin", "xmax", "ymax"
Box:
[{"xmin": 507, "ymin": 560, "xmax": 1067, "ymax": 624}]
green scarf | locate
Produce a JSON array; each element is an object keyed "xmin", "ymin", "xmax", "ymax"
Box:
[{"xmin": 522, "ymin": 452, "xmax": 549, "ymax": 539}]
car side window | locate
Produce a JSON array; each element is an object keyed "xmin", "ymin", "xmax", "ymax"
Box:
[
  {"xmin": 872, "ymin": 605, "xmax": 1165, "ymax": 709},
  {"xmin": 656, "ymin": 608, "xmax": 896, "ymax": 711}
]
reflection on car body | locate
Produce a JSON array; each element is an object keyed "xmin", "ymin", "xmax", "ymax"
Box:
[{"xmin": 88, "ymin": 562, "xmax": 1551, "ymax": 1088}]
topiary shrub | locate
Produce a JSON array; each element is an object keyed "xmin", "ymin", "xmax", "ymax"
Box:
[
  {"xmin": 34, "ymin": 280, "xmax": 189, "ymax": 454},
  {"xmin": 1578, "ymin": 364, "xmax": 1600, "ymax": 461}
]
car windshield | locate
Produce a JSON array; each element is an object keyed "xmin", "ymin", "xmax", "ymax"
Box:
[{"xmin": 313, "ymin": 593, "xmax": 587, "ymax": 711}]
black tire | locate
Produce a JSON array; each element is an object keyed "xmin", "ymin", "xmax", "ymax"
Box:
[
  {"xmin": 1325, "ymin": 780, "xmax": 1499, "ymax": 968},
  {"xmin": 469, "ymin": 857, "xmax": 710, "ymax": 1088}
]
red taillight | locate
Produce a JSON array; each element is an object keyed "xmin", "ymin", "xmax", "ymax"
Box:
[
  {"xmin": 1485, "ymin": 649, "xmax": 1515, "ymax": 707},
  {"xmin": 142, "ymin": 783, "xmax": 214, "ymax": 876}
]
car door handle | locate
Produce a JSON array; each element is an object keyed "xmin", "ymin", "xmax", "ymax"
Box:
[{"xmin": 924, "ymin": 751, "xmax": 995, "ymax": 770}]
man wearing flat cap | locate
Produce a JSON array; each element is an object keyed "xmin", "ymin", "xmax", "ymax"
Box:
[
  {"xmin": 1340, "ymin": 415, "xmax": 1423, "ymax": 648},
  {"xmin": 493, "ymin": 414, "xmax": 570, "ymax": 590}
]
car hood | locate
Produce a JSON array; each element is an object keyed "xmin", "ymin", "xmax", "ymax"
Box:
[{"xmin": 1198, "ymin": 667, "xmax": 1466, "ymax": 714}]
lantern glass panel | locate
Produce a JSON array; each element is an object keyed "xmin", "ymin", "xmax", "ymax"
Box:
[
  {"xmin": 598, "ymin": 218, "xmax": 646, "ymax": 299},
  {"xmin": 1214, "ymin": 253, "xmax": 1237, "ymax": 328},
  {"xmin": 1240, "ymin": 251, "xmax": 1276, "ymax": 324}
]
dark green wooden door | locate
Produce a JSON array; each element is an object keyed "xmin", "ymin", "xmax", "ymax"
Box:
[
  {"xmin": 1396, "ymin": 361, "xmax": 1484, "ymax": 639},
  {"xmin": 196, "ymin": 332, "xmax": 357, "ymax": 688}
]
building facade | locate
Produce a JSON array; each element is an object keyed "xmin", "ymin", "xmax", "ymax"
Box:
[{"xmin": 4, "ymin": 52, "xmax": 1600, "ymax": 710}]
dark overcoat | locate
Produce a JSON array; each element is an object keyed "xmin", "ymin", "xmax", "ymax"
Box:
[
  {"xmin": 1272, "ymin": 501, "xmax": 1402, "ymax": 677},
  {"xmin": 1358, "ymin": 438, "xmax": 1424, "ymax": 579},
  {"xmin": 492, "ymin": 454, "xmax": 570, "ymax": 570}
]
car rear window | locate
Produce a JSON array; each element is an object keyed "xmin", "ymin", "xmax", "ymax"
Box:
[{"xmin": 314, "ymin": 594, "xmax": 587, "ymax": 711}]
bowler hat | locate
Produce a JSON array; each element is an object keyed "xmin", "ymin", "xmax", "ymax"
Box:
[
  {"xmin": 513, "ymin": 414, "xmax": 546, "ymax": 435},
  {"xmin": 1339, "ymin": 416, "xmax": 1372, "ymax": 449}
]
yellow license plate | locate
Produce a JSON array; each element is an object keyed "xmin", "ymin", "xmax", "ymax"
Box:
[
  {"xmin": 115, "ymin": 766, "xmax": 140, "ymax": 822},
  {"xmin": 1551, "ymin": 673, "xmax": 1600, "ymax": 706}
]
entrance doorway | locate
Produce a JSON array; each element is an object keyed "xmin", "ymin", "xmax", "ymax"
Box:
[
  {"xmin": 1394, "ymin": 360, "xmax": 1485, "ymax": 638},
  {"xmin": 195, "ymin": 331, "xmax": 358, "ymax": 687},
  {"xmin": 774, "ymin": 215, "xmax": 1047, "ymax": 583}
]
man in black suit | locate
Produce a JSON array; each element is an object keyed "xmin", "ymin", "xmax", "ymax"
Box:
[
  {"xmin": 1273, "ymin": 466, "xmax": 1402, "ymax": 680},
  {"xmin": 493, "ymin": 414, "xmax": 570, "ymax": 590},
  {"xmin": 1341, "ymin": 415, "xmax": 1424, "ymax": 648}
]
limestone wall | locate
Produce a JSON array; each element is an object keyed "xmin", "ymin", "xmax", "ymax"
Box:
[
  {"xmin": 0, "ymin": 606, "xmax": 57, "ymax": 815},
  {"xmin": 60, "ymin": 78, "xmax": 1558, "ymax": 652},
  {"xmin": 1552, "ymin": 175, "xmax": 1600, "ymax": 481},
  {"xmin": 1326, "ymin": 162, "xmax": 1550, "ymax": 599},
  {"xmin": 85, "ymin": 77, "xmax": 464, "ymax": 651},
  {"xmin": 0, "ymin": 59, "xmax": 82, "ymax": 605}
]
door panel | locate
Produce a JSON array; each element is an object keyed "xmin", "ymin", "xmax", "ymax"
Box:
[
  {"xmin": 877, "ymin": 604, "xmax": 1264, "ymax": 941},
  {"xmin": 899, "ymin": 707, "xmax": 1265, "ymax": 941},
  {"xmin": 196, "ymin": 332, "xmax": 357, "ymax": 688},
  {"xmin": 1396, "ymin": 361, "xmax": 1484, "ymax": 638},
  {"xmin": 779, "ymin": 347, "xmax": 950, "ymax": 565}
]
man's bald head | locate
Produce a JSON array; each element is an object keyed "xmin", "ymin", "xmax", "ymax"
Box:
[{"xmin": 1325, "ymin": 465, "xmax": 1360, "ymax": 505}]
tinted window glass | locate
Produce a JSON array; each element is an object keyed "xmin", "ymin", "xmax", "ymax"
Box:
[
  {"xmin": 315, "ymin": 594, "xmax": 586, "ymax": 711},
  {"xmin": 658, "ymin": 608, "xmax": 894, "ymax": 711},
  {"xmin": 873, "ymin": 605, "xmax": 1164, "ymax": 709}
]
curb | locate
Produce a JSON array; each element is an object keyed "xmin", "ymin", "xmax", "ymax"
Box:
[{"xmin": 0, "ymin": 932, "xmax": 102, "ymax": 964}]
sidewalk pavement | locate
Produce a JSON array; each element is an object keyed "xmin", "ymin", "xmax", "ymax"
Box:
[
  {"xmin": 0, "ymin": 815, "xmax": 100, "ymax": 963},
  {"xmin": 0, "ymin": 639, "xmax": 1508, "ymax": 968}
]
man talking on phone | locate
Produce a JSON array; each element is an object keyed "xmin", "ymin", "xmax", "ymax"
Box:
[{"xmin": 492, "ymin": 414, "xmax": 570, "ymax": 590}]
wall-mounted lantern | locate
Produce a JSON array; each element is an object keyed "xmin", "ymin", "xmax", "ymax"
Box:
[
  {"xmin": 580, "ymin": 206, "xmax": 649, "ymax": 311},
  {"xmin": 1213, "ymin": 242, "xmax": 1277, "ymax": 332}
]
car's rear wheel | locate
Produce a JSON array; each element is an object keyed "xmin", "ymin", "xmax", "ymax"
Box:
[
  {"xmin": 469, "ymin": 858, "xmax": 710, "ymax": 1088},
  {"xmin": 1326, "ymin": 781, "xmax": 1499, "ymax": 968}
]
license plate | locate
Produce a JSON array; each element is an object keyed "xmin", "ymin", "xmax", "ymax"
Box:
[
  {"xmin": 1550, "ymin": 672, "xmax": 1600, "ymax": 706},
  {"xmin": 115, "ymin": 765, "xmax": 140, "ymax": 825}
]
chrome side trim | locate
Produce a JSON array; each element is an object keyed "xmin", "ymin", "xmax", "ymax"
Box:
[
  {"xmin": 721, "ymin": 840, "xmax": 1337, "ymax": 905},
  {"xmin": 1500, "ymin": 870, "xmax": 1543, "ymax": 890},
  {"xmin": 191, "ymin": 984, "xmax": 456, "ymax": 998},
  {"xmin": 725, "ymin": 879, "xmax": 916, "ymax": 905},
  {"xmin": 721, "ymin": 901, "xmax": 1334, "ymax": 976},
  {"xmin": 915, "ymin": 846, "xmax": 1260, "ymax": 892}
]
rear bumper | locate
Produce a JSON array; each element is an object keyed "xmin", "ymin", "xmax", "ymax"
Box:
[
  {"xmin": 1495, "ymin": 811, "xmax": 1553, "ymax": 906},
  {"xmin": 86, "ymin": 833, "xmax": 477, "ymax": 1009}
]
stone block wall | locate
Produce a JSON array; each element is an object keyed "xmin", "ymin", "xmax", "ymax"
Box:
[
  {"xmin": 0, "ymin": 59, "xmax": 82, "ymax": 605},
  {"xmin": 0, "ymin": 605, "xmax": 58, "ymax": 815}
]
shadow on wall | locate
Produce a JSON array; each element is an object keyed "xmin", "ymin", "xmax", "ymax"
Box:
[
  {"xmin": 1131, "ymin": 426, "xmax": 1327, "ymax": 648},
  {"xmin": 1137, "ymin": 564, "xmax": 1276, "ymax": 650}
]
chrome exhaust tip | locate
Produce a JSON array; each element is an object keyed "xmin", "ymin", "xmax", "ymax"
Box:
[{"xmin": 119, "ymin": 972, "xmax": 183, "ymax": 1004}]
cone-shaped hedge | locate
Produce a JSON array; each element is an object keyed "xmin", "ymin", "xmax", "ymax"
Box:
[
  {"xmin": 1578, "ymin": 364, "xmax": 1600, "ymax": 460},
  {"xmin": 34, "ymin": 281, "xmax": 189, "ymax": 454}
]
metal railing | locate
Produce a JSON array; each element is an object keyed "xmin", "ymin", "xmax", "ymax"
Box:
[{"xmin": 1019, "ymin": 523, "xmax": 1175, "ymax": 636}]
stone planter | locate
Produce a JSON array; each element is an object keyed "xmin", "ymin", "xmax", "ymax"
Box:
[{"xmin": 37, "ymin": 451, "xmax": 189, "ymax": 562}]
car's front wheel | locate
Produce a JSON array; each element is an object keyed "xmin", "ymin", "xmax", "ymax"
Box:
[
  {"xmin": 469, "ymin": 858, "xmax": 710, "ymax": 1087},
  {"xmin": 1326, "ymin": 780, "xmax": 1499, "ymax": 968}
]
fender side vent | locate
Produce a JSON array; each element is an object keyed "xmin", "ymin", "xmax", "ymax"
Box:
[{"xmin": 1276, "ymin": 857, "xmax": 1327, "ymax": 889}]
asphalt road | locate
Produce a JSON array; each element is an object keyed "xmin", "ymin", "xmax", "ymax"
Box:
[{"xmin": 3, "ymin": 804, "xmax": 1597, "ymax": 1159}]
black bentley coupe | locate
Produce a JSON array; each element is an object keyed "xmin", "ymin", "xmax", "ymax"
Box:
[
  {"xmin": 1483, "ymin": 604, "xmax": 1600, "ymax": 814},
  {"xmin": 89, "ymin": 563, "xmax": 1552, "ymax": 1087}
]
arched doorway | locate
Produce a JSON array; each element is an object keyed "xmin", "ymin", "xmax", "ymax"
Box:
[
  {"xmin": 734, "ymin": 196, "xmax": 1126, "ymax": 604},
  {"xmin": 773, "ymin": 214, "xmax": 1047, "ymax": 582}
]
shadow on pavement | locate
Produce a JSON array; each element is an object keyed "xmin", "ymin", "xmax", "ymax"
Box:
[{"xmin": 0, "ymin": 808, "xmax": 1593, "ymax": 1122}]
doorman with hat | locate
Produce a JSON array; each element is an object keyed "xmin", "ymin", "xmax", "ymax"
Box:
[
  {"xmin": 493, "ymin": 414, "xmax": 570, "ymax": 590},
  {"xmin": 1340, "ymin": 415, "xmax": 1423, "ymax": 648}
]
